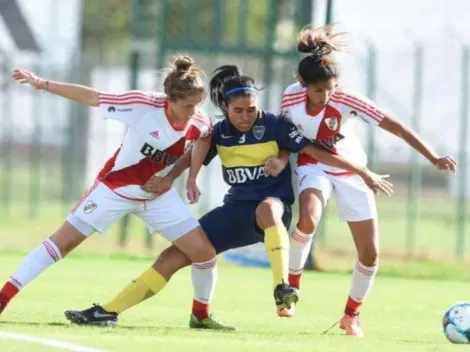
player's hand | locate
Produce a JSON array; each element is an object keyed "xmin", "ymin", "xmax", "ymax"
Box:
[
  {"xmin": 359, "ymin": 168, "xmax": 394, "ymax": 196},
  {"xmin": 264, "ymin": 156, "xmax": 287, "ymax": 177},
  {"xmin": 186, "ymin": 178, "xmax": 201, "ymax": 204},
  {"xmin": 12, "ymin": 69, "xmax": 43, "ymax": 89},
  {"xmin": 141, "ymin": 175, "xmax": 173, "ymax": 195},
  {"xmin": 433, "ymin": 156, "xmax": 457, "ymax": 174}
]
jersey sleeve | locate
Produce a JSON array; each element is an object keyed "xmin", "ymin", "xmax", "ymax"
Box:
[
  {"xmin": 330, "ymin": 89, "xmax": 388, "ymax": 126},
  {"xmin": 202, "ymin": 122, "xmax": 220, "ymax": 166},
  {"xmin": 190, "ymin": 112, "xmax": 213, "ymax": 139},
  {"xmin": 276, "ymin": 114, "xmax": 309, "ymax": 153},
  {"xmin": 98, "ymin": 91, "xmax": 165, "ymax": 128}
]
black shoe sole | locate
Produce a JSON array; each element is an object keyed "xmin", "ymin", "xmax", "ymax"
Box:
[{"xmin": 64, "ymin": 310, "xmax": 117, "ymax": 327}]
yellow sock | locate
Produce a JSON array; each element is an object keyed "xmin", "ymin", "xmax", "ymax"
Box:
[
  {"xmin": 102, "ymin": 267, "xmax": 167, "ymax": 314},
  {"xmin": 264, "ymin": 224, "xmax": 289, "ymax": 288}
]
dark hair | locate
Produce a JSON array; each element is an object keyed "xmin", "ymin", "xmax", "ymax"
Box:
[
  {"xmin": 296, "ymin": 25, "xmax": 345, "ymax": 85},
  {"xmin": 163, "ymin": 54, "xmax": 205, "ymax": 100},
  {"xmin": 209, "ymin": 65, "xmax": 259, "ymax": 115}
]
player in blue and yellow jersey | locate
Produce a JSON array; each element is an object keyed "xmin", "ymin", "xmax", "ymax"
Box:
[{"xmin": 63, "ymin": 66, "xmax": 392, "ymax": 330}]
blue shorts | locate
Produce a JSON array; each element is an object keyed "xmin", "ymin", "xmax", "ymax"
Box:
[{"xmin": 198, "ymin": 200, "xmax": 292, "ymax": 254}]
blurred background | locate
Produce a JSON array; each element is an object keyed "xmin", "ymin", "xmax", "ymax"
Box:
[{"xmin": 0, "ymin": 0, "xmax": 469, "ymax": 277}]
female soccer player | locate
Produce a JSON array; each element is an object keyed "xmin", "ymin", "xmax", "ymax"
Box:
[
  {"xmin": 0, "ymin": 55, "xmax": 219, "ymax": 316},
  {"xmin": 63, "ymin": 65, "xmax": 392, "ymax": 330},
  {"xmin": 282, "ymin": 26, "xmax": 457, "ymax": 337}
]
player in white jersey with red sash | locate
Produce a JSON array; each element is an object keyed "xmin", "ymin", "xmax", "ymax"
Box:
[
  {"xmin": 0, "ymin": 56, "xmax": 219, "ymax": 318},
  {"xmin": 282, "ymin": 26, "xmax": 457, "ymax": 337}
]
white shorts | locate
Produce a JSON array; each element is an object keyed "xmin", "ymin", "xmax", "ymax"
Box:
[
  {"xmin": 67, "ymin": 182, "xmax": 199, "ymax": 241},
  {"xmin": 296, "ymin": 165, "xmax": 377, "ymax": 222}
]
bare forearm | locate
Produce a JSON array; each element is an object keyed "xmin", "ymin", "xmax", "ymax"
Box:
[
  {"xmin": 40, "ymin": 79, "xmax": 100, "ymax": 106},
  {"xmin": 379, "ymin": 115, "xmax": 439, "ymax": 164},
  {"xmin": 278, "ymin": 149, "xmax": 290, "ymax": 166},
  {"xmin": 301, "ymin": 144, "xmax": 366, "ymax": 175},
  {"xmin": 188, "ymin": 139, "xmax": 211, "ymax": 180},
  {"xmin": 166, "ymin": 151, "xmax": 191, "ymax": 181}
]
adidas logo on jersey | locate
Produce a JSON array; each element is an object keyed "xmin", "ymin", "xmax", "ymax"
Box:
[
  {"xmin": 150, "ymin": 130, "xmax": 159, "ymax": 139},
  {"xmin": 107, "ymin": 106, "xmax": 116, "ymax": 113}
]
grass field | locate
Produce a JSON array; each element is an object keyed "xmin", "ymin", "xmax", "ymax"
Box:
[{"xmin": 0, "ymin": 253, "xmax": 468, "ymax": 352}]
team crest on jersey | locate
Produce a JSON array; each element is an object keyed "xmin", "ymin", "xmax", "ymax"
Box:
[
  {"xmin": 253, "ymin": 125, "xmax": 265, "ymax": 140},
  {"xmin": 324, "ymin": 117, "xmax": 339, "ymax": 131},
  {"xmin": 83, "ymin": 200, "xmax": 97, "ymax": 214}
]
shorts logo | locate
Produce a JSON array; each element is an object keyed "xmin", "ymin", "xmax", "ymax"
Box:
[
  {"xmin": 324, "ymin": 117, "xmax": 338, "ymax": 131},
  {"xmin": 253, "ymin": 125, "xmax": 265, "ymax": 140},
  {"xmin": 83, "ymin": 200, "xmax": 97, "ymax": 214},
  {"xmin": 299, "ymin": 175, "xmax": 307, "ymax": 187}
]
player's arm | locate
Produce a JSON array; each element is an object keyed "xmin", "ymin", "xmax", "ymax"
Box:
[
  {"xmin": 378, "ymin": 115, "xmax": 457, "ymax": 172},
  {"xmin": 335, "ymin": 89, "xmax": 456, "ymax": 173},
  {"xmin": 187, "ymin": 135, "xmax": 215, "ymax": 204},
  {"xmin": 141, "ymin": 151, "xmax": 192, "ymax": 195},
  {"xmin": 12, "ymin": 69, "xmax": 100, "ymax": 106},
  {"xmin": 188, "ymin": 137, "xmax": 211, "ymax": 182},
  {"xmin": 264, "ymin": 149, "xmax": 290, "ymax": 177},
  {"xmin": 277, "ymin": 115, "xmax": 393, "ymax": 196}
]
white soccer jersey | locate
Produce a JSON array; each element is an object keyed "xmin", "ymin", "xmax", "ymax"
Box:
[
  {"xmin": 95, "ymin": 91, "xmax": 211, "ymax": 200},
  {"xmin": 281, "ymin": 82, "xmax": 388, "ymax": 174}
]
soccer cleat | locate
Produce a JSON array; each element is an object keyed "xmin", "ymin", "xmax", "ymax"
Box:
[
  {"xmin": 277, "ymin": 302, "xmax": 296, "ymax": 318},
  {"xmin": 189, "ymin": 314, "xmax": 237, "ymax": 331},
  {"xmin": 64, "ymin": 304, "xmax": 118, "ymax": 327},
  {"xmin": 339, "ymin": 314, "xmax": 364, "ymax": 337},
  {"xmin": 274, "ymin": 283, "xmax": 299, "ymax": 314}
]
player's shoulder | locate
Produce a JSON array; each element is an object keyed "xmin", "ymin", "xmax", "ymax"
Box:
[
  {"xmin": 283, "ymin": 82, "xmax": 305, "ymax": 95},
  {"xmin": 329, "ymin": 87, "xmax": 371, "ymax": 106},
  {"xmin": 189, "ymin": 109, "xmax": 212, "ymax": 128},
  {"xmin": 281, "ymin": 82, "xmax": 306, "ymax": 110}
]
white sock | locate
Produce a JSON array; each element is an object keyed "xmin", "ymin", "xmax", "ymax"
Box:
[
  {"xmin": 9, "ymin": 239, "xmax": 62, "ymax": 289},
  {"xmin": 288, "ymin": 226, "xmax": 314, "ymax": 276},
  {"xmin": 349, "ymin": 260, "xmax": 378, "ymax": 303},
  {"xmin": 191, "ymin": 257, "xmax": 217, "ymax": 304}
]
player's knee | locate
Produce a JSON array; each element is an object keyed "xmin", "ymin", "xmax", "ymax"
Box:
[
  {"xmin": 49, "ymin": 222, "xmax": 87, "ymax": 257},
  {"xmin": 358, "ymin": 247, "xmax": 378, "ymax": 267},
  {"xmin": 186, "ymin": 241, "xmax": 216, "ymax": 263},
  {"xmin": 255, "ymin": 198, "xmax": 284, "ymax": 229},
  {"xmin": 297, "ymin": 211, "xmax": 319, "ymax": 234}
]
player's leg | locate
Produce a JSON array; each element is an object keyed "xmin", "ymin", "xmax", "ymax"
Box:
[
  {"xmin": 333, "ymin": 175, "xmax": 379, "ymax": 337},
  {"xmin": 64, "ymin": 245, "xmax": 191, "ymax": 327},
  {"xmin": 0, "ymin": 181, "xmax": 133, "ymax": 317},
  {"xmin": 137, "ymin": 189, "xmax": 218, "ymax": 324},
  {"xmin": 0, "ymin": 181, "xmax": 122, "ymax": 315},
  {"xmin": 255, "ymin": 197, "xmax": 298, "ymax": 315},
  {"xmin": 66, "ymin": 203, "xmax": 242, "ymax": 330},
  {"xmin": 289, "ymin": 166, "xmax": 332, "ymax": 291},
  {"xmin": 0, "ymin": 221, "xmax": 90, "ymax": 315}
]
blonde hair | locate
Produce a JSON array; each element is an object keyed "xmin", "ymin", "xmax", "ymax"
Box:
[{"xmin": 163, "ymin": 54, "xmax": 205, "ymax": 100}]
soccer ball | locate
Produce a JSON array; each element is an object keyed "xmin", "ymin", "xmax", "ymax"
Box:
[{"xmin": 443, "ymin": 302, "xmax": 470, "ymax": 344}]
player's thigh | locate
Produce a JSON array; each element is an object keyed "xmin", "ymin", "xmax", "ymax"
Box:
[
  {"xmin": 67, "ymin": 182, "xmax": 132, "ymax": 236},
  {"xmin": 136, "ymin": 188, "xmax": 215, "ymax": 262},
  {"xmin": 199, "ymin": 203, "xmax": 261, "ymax": 254},
  {"xmin": 296, "ymin": 165, "xmax": 332, "ymax": 232},
  {"xmin": 332, "ymin": 175, "xmax": 377, "ymax": 222},
  {"xmin": 255, "ymin": 198, "xmax": 287, "ymax": 230}
]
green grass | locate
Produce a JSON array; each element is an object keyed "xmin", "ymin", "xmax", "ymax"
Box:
[{"xmin": 0, "ymin": 254, "xmax": 467, "ymax": 351}]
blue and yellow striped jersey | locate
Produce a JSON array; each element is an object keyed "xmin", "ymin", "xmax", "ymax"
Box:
[{"xmin": 203, "ymin": 111, "xmax": 308, "ymax": 204}]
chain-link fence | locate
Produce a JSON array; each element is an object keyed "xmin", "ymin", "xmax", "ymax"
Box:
[{"xmin": 0, "ymin": 0, "xmax": 469, "ymax": 263}]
